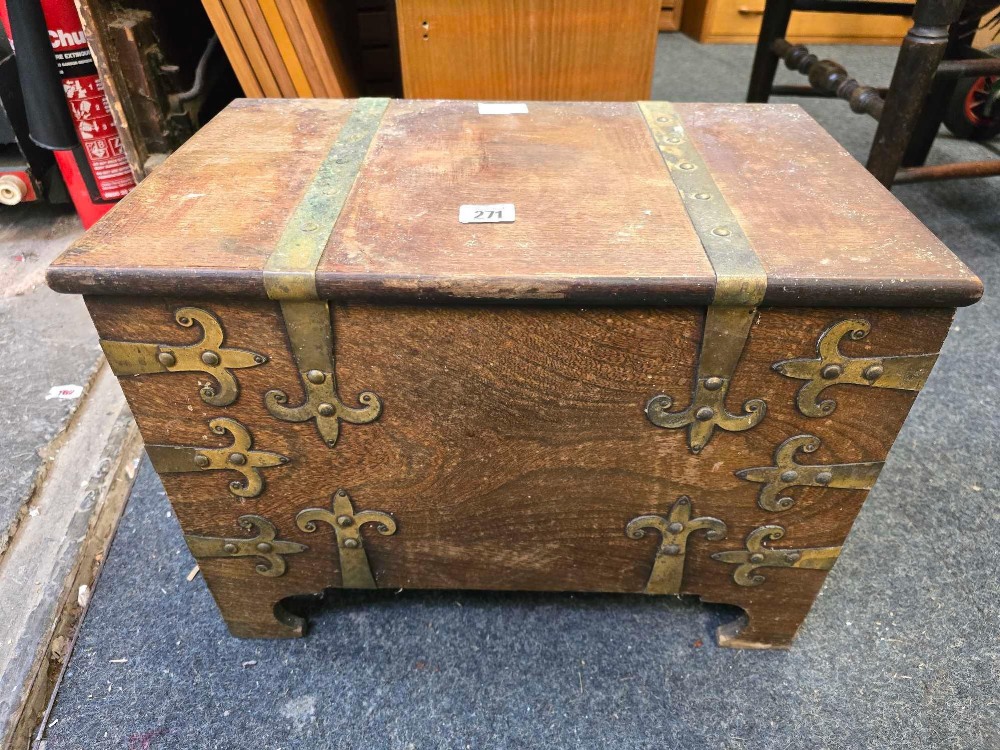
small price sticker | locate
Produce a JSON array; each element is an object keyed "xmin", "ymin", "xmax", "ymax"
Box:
[
  {"xmin": 459, "ymin": 204, "xmax": 515, "ymax": 224},
  {"xmin": 478, "ymin": 102, "xmax": 528, "ymax": 115}
]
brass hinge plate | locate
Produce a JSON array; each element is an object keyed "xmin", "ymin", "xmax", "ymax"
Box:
[
  {"xmin": 264, "ymin": 300, "xmax": 382, "ymax": 448},
  {"xmin": 185, "ymin": 515, "xmax": 307, "ymax": 577},
  {"xmin": 296, "ymin": 489, "xmax": 397, "ymax": 589},
  {"xmin": 645, "ymin": 305, "xmax": 767, "ymax": 453},
  {"xmin": 736, "ymin": 434, "xmax": 884, "ymax": 511},
  {"xmin": 711, "ymin": 525, "xmax": 841, "ymax": 586},
  {"xmin": 773, "ymin": 319, "xmax": 938, "ymax": 417},
  {"xmin": 100, "ymin": 307, "xmax": 267, "ymax": 406},
  {"xmin": 626, "ymin": 496, "xmax": 727, "ymax": 595},
  {"xmin": 146, "ymin": 417, "xmax": 289, "ymax": 498}
]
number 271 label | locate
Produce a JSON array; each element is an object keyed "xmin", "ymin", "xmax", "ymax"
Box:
[{"xmin": 459, "ymin": 204, "xmax": 515, "ymax": 224}]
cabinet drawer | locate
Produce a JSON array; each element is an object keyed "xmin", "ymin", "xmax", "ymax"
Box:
[{"xmin": 698, "ymin": 0, "xmax": 911, "ymax": 43}]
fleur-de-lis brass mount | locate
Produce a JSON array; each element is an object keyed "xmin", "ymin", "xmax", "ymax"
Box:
[
  {"xmin": 646, "ymin": 306, "xmax": 766, "ymax": 453},
  {"xmin": 184, "ymin": 515, "xmax": 307, "ymax": 577},
  {"xmin": 296, "ymin": 489, "xmax": 397, "ymax": 589},
  {"xmin": 145, "ymin": 417, "xmax": 289, "ymax": 498},
  {"xmin": 773, "ymin": 319, "xmax": 937, "ymax": 417},
  {"xmin": 711, "ymin": 526, "xmax": 841, "ymax": 587},
  {"xmin": 736, "ymin": 434, "xmax": 884, "ymax": 512},
  {"xmin": 626, "ymin": 496, "xmax": 727, "ymax": 595},
  {"xmin": 266, "ymin": 300, "xmax": 382, "ymax": 448},
  {"xmin": 99, "ymin": 306, "xmax": 267, "ymax": 407}
]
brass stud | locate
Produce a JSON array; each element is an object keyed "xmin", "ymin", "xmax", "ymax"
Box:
[
  {"xmin": 301, "ymin": 221, "xmax": 318, "ymax": 232},
  {"xmin": 820, "ymin": 364, "xmax": 843, "ymax": 380},
  {"xmin": 222, "ymin": 543, "xmax": 238, "ymax": 554},
  {"xmin": 256, "ymin": 542, "xmax": 273, "ymax": 553},
  {"xmin": 662, "ymin": 543, "xmax": 681, "ymax": 556},
  {"xmin": 193, "ymin": 454, "xmax": 210, "ymax": 468},
  {"xmin": 693, "ymin": 192, "xmax": 712, "ymax": 201},
  {"xmin": 343, "ymin": 538, "xmax": 360, "ymax": 549},
  {"xmin": 749, "ymin": 553, "xmax": 765, "ymax": 564},
  {"xmin": 317, "ymin": 403, "xmax": 336, "ymax": 417},
  {"xmin": 656, "ymin": 116, "xmax": 669, "ymax": 123},
  {"xmin": 863, "ymin": 364, "xmax": 884, "ymax": 381},
  {"xmin": 779, "ymin": 470, "xmax": 798, "ymax": 483},
  {"xmin": 157, "ymin": 351, "xmax": 177, "ymax": 368},
  {"xmin": 678, "ymin": 162, "xmax": 696, "ymax": 171},
  {"xmin": 336, "ymin": 515, "xmax": 353, "ymax": 527},
  {"xmin": 306, "ymin": 369, "xmax": 326, "ymax": 385},
  {"xmin": 228, "ymin": 452, "xmax": 247, "ymax": 466},
  {"xmin": 785, "ymin": 552, "xmax": 801, "ymax": 563},
  {"xmin": 695, "ymin": 406, "xmax": 715, "ymax": 422},
  {"xmin": 667, "ymin": 136, "xmax": 682, "ymax": 144},
  {"xmin": 712, "ymin": 227, "xmax": 731, "ymax": 237},
  {"xmin": 704, "ymin": 376, "xmax": 723, "ymax": 391},
  {"xmin": 201, "ymin": 350, "xmax": 221, "ymax": 366},
  {"xmin": 667, "ymin": 522, "xmax": 684, "ymax": 534},
  {"xmin": 815, "ymin": 471, "xmax": 833, "ymax": 485}
]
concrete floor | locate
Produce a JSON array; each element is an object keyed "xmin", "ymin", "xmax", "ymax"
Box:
[
  {"xmin": 13, "ymin": 33, "xmax": 1000, "ymax": 750},
  {"xmin": 0, "ymin": 204, "xmax": 100, "ymax": 552}
]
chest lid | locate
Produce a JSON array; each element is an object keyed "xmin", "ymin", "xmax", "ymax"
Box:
[{"xmin": 48, "ymin": 98, "xmax": 981, "ymax": 308}]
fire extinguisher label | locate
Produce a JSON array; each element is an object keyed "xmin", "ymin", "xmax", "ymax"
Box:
[
  {"xmin": 62, "ymin": 75, "xmax": 135, "ymax": 199},
  {"xmin": 43, "ymin": 0, "xmax": 136, "ymax": 202}
]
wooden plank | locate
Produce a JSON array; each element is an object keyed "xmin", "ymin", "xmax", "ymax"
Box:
[
  {"xmin": 219, "ymin": 0, "xmax": 283, "ymax": 96},
  {"xmin": 259, "ymin": 0, "xmax": 314, "ymax": 96},
  {"xmin": 274, "ymin": 0, "xmax": 329, "ymax": 96},
  {"xmin": 72, "ymin": 0, "xmax": 145, "ymax": 180},
  {"xmin": 238, "ymin": 0, "xmax": 298, "ymax": 97},
  {"xmin": 202, "ymin": 0, "xmax": 265, "ymax": 96},
  {"xmin": 289, "ymin": 0, "xmax": 358, "ymax": 97},
  {"xmin": 396, "ymin": 0, "xmax": 661, "ymax": 101}
]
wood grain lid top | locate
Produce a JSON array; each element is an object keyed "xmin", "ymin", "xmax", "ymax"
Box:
[{"xmin": 47, "ymin": 98, "xmax": 982, "ymax": 307}]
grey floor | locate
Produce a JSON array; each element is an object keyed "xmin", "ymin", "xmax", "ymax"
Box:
[{"xmin": 38, "ymin": 35, "xmax": 999, "ymax": 750}]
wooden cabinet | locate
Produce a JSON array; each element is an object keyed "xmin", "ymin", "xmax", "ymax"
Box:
[
  {"xmin": 396, "ymin": 0, "xmax": 661, "ymax": 101},
  {"xmin": 660, "ymin": 1, "xmax": 685, "ymax": 31},
  {"xmin": 682, "ymin": 0, "xmax": 912, "ymax": 44}
]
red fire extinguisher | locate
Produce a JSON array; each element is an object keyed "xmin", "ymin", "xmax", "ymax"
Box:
[{"xmin": 2, "ymin": 0, "xmax": 136, "ymax": 227}]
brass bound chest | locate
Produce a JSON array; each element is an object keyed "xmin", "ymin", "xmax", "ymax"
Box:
[{"xmin": 48, "ymin": 99, "xmax": 982, "ymax": 649}]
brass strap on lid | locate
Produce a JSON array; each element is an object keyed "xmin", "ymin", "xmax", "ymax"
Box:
[
  {"xmin": 638, "ymin": 101, "xmax": 767, "ymax": 307},
  {"xmin": 263, "ymin": 97, "xmax": 389, "ymax": 300}
]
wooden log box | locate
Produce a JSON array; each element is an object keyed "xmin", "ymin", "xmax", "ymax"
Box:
[{"xmin": 47, "ymin": 99, "xmax": 982, "ymax": 649}]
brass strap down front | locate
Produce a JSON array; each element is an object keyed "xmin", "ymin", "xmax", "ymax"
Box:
[{"xmin": 639, "ymin": 102, "xmax": 769, "ymax": 453}]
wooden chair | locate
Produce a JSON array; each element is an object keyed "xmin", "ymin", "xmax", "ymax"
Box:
[{"xmin": 746, "ymin": 0, "xmax": 1000, "ymax": 187}]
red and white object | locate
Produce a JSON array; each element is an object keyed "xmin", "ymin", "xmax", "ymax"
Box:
[
  {"xmin": 1, "ymin": 0, "xmax": 134, "ymax": 225},
  {"xmin": 42, "ymin": 0, "xmax": 134, "ymax": 203}
]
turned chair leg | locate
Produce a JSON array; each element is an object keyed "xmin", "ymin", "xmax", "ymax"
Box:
[
  {"xmin": 901, "ymin": 13, "xmax": 982, "ymax": 167},
  {"xmin": 747, "ymin": 0, "xmax": 796, "ymax": 103},
  {"xmin": 867, "ymin": 0, "xmax": 967, "ymax": 187}
]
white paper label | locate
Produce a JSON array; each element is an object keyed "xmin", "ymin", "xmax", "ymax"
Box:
[
  {"xmin": 459, "ymin": 204, "xmax": 515, "ymax": 224},
  {"xmin": 46, "ymin": 384, "xmax": 83, "ymax": 400},
  {"xmin": 478, "ymin": 102, "xmax": 529, "ymax": 115}
]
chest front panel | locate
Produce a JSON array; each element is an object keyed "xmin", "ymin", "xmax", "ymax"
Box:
[{"xmin": 86, "ymin": 296, "xmax": 954, "ymax": 646}]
